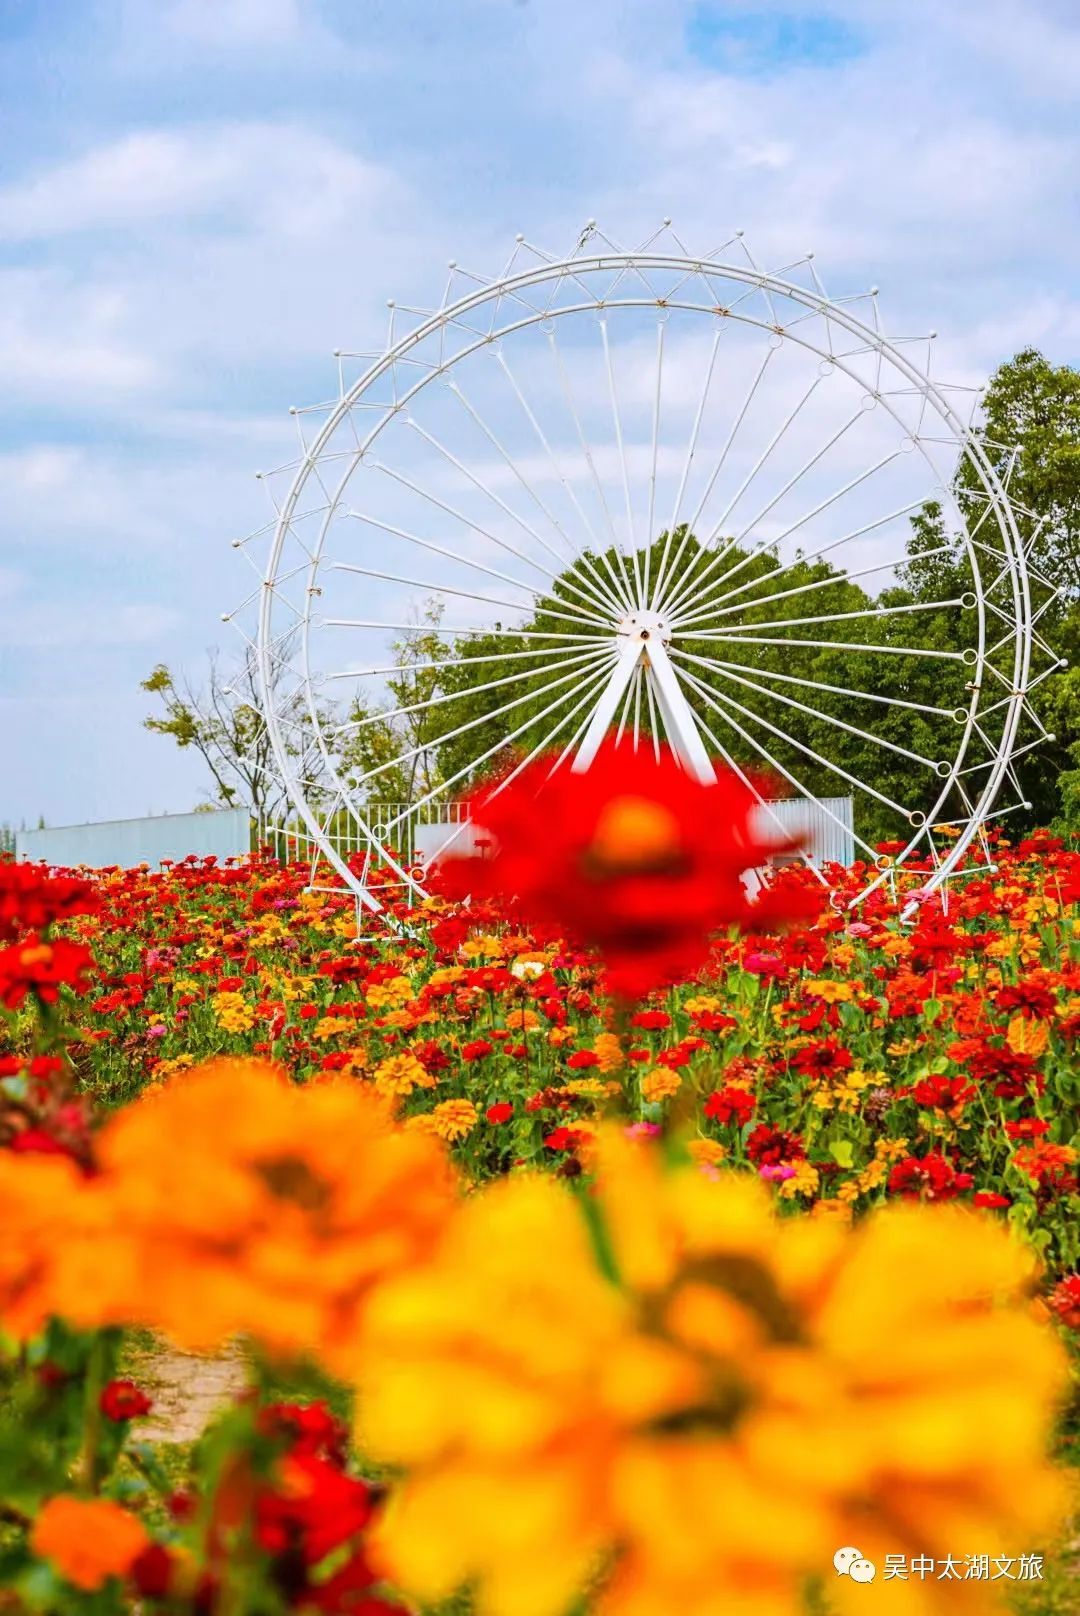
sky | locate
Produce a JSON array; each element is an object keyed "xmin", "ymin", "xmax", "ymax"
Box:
[{"xmin": 1, "ymin": 0, "xmax": 1078, "ymax": 828}]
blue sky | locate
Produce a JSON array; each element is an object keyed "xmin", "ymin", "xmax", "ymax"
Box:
[{"xmin": 2, "ymin": 0, "xmax": 1079, "ymax": 826}]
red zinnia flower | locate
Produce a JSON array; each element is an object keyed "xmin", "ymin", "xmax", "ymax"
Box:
[
  {"xmin": 0, "ymin": 862, "xmax": 99, "ymax": 941},
  {"xmin": 704, "ymin": 1085, "xmax": 756, "ymax": 1126},
  {"xmin": 630, "ymin": 1009, "xmax": 671, "ymax": 1030},
  {"xmin": 745, "ymin": 1124, "xmax": 804, "ymax": 1166},
  {"xmin": 433, "ymin": 741, "xmax": 816, "ymax": 1000},
  {"xmin": 485, "ymin": 1102, "xmax": 514, "ymax": 1124},
  {"xmin": 0, "ymin": 936, "xmax": 94, "ymax": 1008},
  {"xmin": 100, "ymin": 1379, "xmax": 153, "ymax": 1421},
  {"xmin": 1048, "ymin": 1274, "xmax": 1080, "ymax": 1331},
  {"xmin": 887, "ymin": 1152, "xmax": 972, "ymax": 1201}
]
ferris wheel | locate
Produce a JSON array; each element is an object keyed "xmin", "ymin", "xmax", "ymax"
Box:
[{"xmin": 229, "ymin": 221, "xmax": 1059, "ymax": 913}]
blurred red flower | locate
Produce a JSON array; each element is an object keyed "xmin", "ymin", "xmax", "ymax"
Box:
[
  {"xmin": 100, "ymin": 1379, "xmax": 153, "ymax": 1421},
  {"xmin": 433, "ymin": 741, "xmax": 815, "ymax": 1000},
  {"xmin": 0, "ymin": 936, "xmax": 94, "ymax": 1008},
  {"xmin": 704, "ymin": 1085, "xmax": 756, "ymax": 1127},
  {"xmin": 0, "ymin": 862, "xmax": 99, "ymax": 942}
]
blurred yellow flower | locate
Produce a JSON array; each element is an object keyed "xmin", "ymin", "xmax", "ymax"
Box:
[
  {"xmin": 804, "ymin": 978, "xmax": 853, "ymax": 1004},
  {"xmin": 312, "ymin": 1016, "xmax": 353, "ymax": 1042},
  {"xmin": 640, "ymin": 1068, "xmax": 681, "ymax": 1104},
  {"xmin": 212, "ymin": 990, "xmax": 255, "ymax": 1034},
  {"xmin": 686, "ymin": 1138, "xmax": 726, "ymax": 1169},
  {"xmin": 592, "ymin": 1031, "xmax": 624, "ymax": 1072},
  {"xmin": 1006, "ymin": 1016, "xmax": 1049, "ymax": 1058},
  {"xmin": 429, "ymin": 1099, "xmax": 480, "ymax": 1142},
  {"xmin": 355, "ymin": 1133, "xmax": 1068, "ymax": 1616},
  {"xmin": 373, "ymin": 1053, "xmax": 436, "ymax": 1100},
  {"xmin": 367, "ymin": 976, "xmax": 414, "ymax": 1010}
]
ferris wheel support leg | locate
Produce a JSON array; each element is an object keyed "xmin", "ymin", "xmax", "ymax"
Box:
[
  {"xmin": 642, "ymin": 639, "xmax": 717, "ymax": 784},
  {"xmin": 572, "ymin": 639, "xmax": 644, "ymax": 773}
]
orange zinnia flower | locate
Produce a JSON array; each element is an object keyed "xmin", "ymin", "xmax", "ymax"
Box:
[
  {"xmin": 93, "ymin": 1058, "xmax": 458, "ymax": 1367},
  {"xmin": 32, "ymin": 1496, "xmax": 148, "ymax": 1591}
]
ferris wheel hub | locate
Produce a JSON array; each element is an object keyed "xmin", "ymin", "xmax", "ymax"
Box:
[{"xmin": 617, "ymin": 609, "xmax": 671, "ymax": 644}]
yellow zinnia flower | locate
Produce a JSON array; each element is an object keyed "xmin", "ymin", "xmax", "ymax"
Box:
[
  {"xmin": 372, "ymin": 1053, "xmax": 436, "ymax": 1100},
  {"xmin": 354, "ymin": 1133, "xmax": 1068, "ymax": 1616}
]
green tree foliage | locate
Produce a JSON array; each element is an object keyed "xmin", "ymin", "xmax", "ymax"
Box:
[
  {"xmin": 338, "ymin": 600, "xmax": 451, "ymax": 806},
  {"xmin": 899, "ymin": 350, "xmax": 1080, "ymax": 829}
]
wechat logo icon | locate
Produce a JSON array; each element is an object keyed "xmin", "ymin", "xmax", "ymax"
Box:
[{"xmin": 835, "ymin": 1547, "xmax": 877, "ymax": 1584}]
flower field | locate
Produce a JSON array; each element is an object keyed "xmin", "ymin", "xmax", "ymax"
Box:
[{"xmin": 1, "ymin": 752, "xmax": 1080, "ymax": 1613}]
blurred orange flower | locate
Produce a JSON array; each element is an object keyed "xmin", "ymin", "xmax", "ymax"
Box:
[
  {"xmin": 94, "ymin": 1058, "xmax": 457, "ymax": 1367},
  {"xmin": 31, "ymin": 1496, "xmax": 148, "ymax": 1591}
]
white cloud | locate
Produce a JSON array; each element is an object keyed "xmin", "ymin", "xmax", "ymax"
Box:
[
  {"xmin": 162, "ymin": 0, "xmax": 302, "ymax": 46},
  {"xmin": 0, "ymin": 123, "xmax": 391, "ymax": 242},
  {"xmin": 0, "ymin": 270, "xmax": 157, "ymax": 396},
  {"xmin": 4, "ymin": 600, "xmax": 181, "ymax": 650}
]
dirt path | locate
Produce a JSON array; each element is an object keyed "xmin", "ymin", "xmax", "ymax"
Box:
[{"xmin": 130, "ymin": 1341, "xmax": 248, "ymax": 1445}]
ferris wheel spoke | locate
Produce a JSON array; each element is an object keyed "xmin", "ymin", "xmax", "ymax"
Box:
[
  {"xmin": 677, "ymin": 671, "xmax": 896, "ymax": 862},
  {"xmin": 672, "ymin": 651, "xmax": 959, "ymax": 719},
  {"xmin": 357, "ymin": 647, "xmax": 618, "ymax": 801},
  {"xmin": 682, "ymin": 630, "xmax": 968, "ymax": 660},
  {"xmin": 681, "ymin": 679, "xmax": 884, "ymax": 865},
  {"xmin": 344, "ymin": 511, "xmax": 588, "ymax": 605},
  {"xmin": 368, "ymin": 460, "xmax": 618, "ymax": 626},
  {"xmin": 379, "ymin": 654, "xmax": 619, "ymax": 834},
  {"xmin": 493, "ymin": 346, "xmax": 635, "ymax": 616},
  {"xmin": 652, "ymin": 325, "xmax": 723, "ymax": 606},
  {"xmin": 662, "ymin": 444, "xmax": 904, "ymax": 623},
  {"xmin": 654, "ymin": 343, "xmax": 774, "ymax": 614},
  {"xmin": 324, "ymin": 642, "xmax": 616, "ymax": 681},
  {"xmin": 676, "ymin": 596, "xmax": 968, "ymax": 639},
  {"xmin": 642, "ymin": 318, "xmax": 666, "ymax": 606},
  {"xmin": 676, "ymin": 661, "xmax": 917, "ymax": 821},
  {"xmin": 547, "ymin": 327, "xmax": 640, "ymax": 612},
  {"xmin": 662, "ymin": 416, "xmax": 879, "ymax": 623},
  {"xmin": 404, "ymin": 415, "xmax": 619, "ymax": 621},
  {"xmin": 702, "ymin": 502, "xmax": 928, "ymax": 616},
  {"xmin": 615, "ymin": 661, "xmax": 640, "ymax": 746},
  {"xmin": 322, "ymin": 619, "xmax": 612, "ymax": 643},
  {"xmin": 670, "ymin": 647, "xmax": 950, "ymax": 773},
  {"xmin": 599, "ymin": 317, "xmax": 644, "ymax": 608},
  {"xmin": 488, "ymin": 661, "xmax": 635, "ymax": 796},
  {"xmin": 327, "ymin": 644, "xmax": 610, "ymax": 739},
  {"xmin": 326, "ymin": 560, "xmax": 613, "ymax": 632},
  {"xmin": 679, "ymin": 538, "xmax": 953, "ymax": 630},
  {"xmin": 333, "ymin": 646, "xmax": 611, "ymax": 740},
  {"xmin": 442, "ymin": 379, "xmax": 621, "ymax": 621},
  {"xmin": 706, "ymin": 372, "xmax": 823, "ymax": 544}
]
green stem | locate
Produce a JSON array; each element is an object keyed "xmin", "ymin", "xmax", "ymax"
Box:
[{"xmin": 78, "ymin": 1331, "xmax": 116, "ymax": 1495}]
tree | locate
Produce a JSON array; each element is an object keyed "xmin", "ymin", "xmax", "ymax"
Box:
[
  {"xmin": 899, "ymin": 350, "xmax": 1080, "ymax": 829},
  {"xmin": 141, "ymin": 638, "xmax": 318, "ymax": 822},
  {"xmin": 338, "ymin": 599, "xmax": 451, "ymax": 807}
]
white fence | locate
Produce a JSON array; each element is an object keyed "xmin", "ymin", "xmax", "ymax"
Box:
[
  {"xmin": 15, "ymin": 807, "xmax": 253, "ymax": 871},
  {"xmin": 259, "ymin": 793, "xmax": 856, "ymax": 876}
]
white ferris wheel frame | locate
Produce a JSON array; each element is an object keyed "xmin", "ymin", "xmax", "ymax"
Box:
[{"xmin": 236, "ymin": 225, "xmax": 1056, "ymax": 917}]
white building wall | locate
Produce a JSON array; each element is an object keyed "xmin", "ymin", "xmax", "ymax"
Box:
[{"xmin": 15, "ymin": 808, "xmax": 252, "ymax": 870}]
